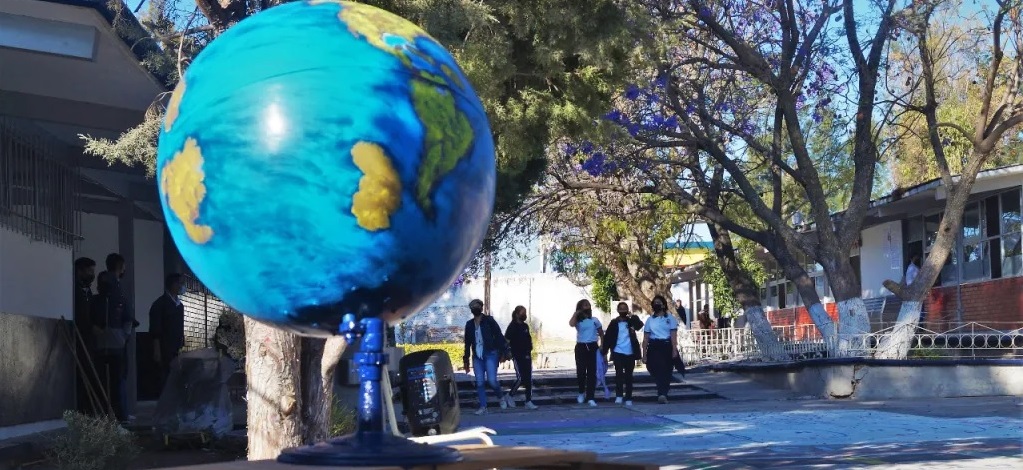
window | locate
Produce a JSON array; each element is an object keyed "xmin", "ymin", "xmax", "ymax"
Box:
[{"xmin": 902, "ymin": 187, "xmax": 1023, "ymax": 285}]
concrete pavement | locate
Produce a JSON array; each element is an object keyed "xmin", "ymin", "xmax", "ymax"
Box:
[{"xmin": 459, "ymin": 371, "xmax": 1023, "ymax": 469}]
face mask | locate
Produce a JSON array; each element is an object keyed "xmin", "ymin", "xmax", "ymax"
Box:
[
  {"xmin": 471, "ymin": 308, "xmax": 483, "ymax": 316},
  {"xmin": 82, "ymin": 275, "xmax": 95, "ymax": 285},
  {"xmin": 618, "ymin": 310, "xmax": 629, "ymax": 317},
  {"xmin": 178, "ymin": 285, "xmax": 186, "ymax": 295},
  {"xmin": 517, "ymin": 313, "xmax": 527, "ymax": 322}
]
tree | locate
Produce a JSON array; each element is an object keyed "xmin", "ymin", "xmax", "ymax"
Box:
[
  {"xmin": 85, "ymin": 0, "xmax": 635, "ymax": 456},
  {"xmin": 558, "ymin": 0, "xmax": 904, "ymax": 354},
  {"xmin": 876, "ymin": 0, "xmax": 1023, "ymax": 358}
]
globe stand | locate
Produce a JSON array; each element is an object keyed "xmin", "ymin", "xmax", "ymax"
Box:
[{"xmin": 276, "ymin": 315, "xmax": 463, "ymax": 466}]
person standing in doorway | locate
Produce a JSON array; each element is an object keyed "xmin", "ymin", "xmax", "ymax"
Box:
[
  {"xmin": 93, "ymin": 253, "xmax": 134, "ymax": 422},
  {"xmin": 73, "ymin": 257, "xmax": 101, "ymax": 415},
  {"xmin": 674, "ymin": 299, "xmax": 688, "ymax": 328},
  {"xmin": 504, "ymin": 306, "xmax": 538, "ymax": 409},
  {"xmin": 602, "ymin": 302, "xmax": 643, "ymax": 407},
  {"xmin": 643, "ymin": 295, "xmax": 679, "ymax": 404},
  {"xmin": 149, "ymin": 273, "xmax": 186, "ymax": 394},
  {"xmin": 570, "ymin": 299, "xmax": 603, "ymax": 407},
  {"xmin": 462, "ymin": 299, "xmax": 511, "ymax": 415}
]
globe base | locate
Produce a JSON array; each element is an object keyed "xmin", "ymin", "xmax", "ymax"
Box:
[{"xmin": 276, "ymin": 432, "xmax": 463, "ymax": 466}]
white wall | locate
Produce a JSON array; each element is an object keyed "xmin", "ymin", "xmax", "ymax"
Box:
[
  {"xmin": 0, "ymin": 227, "xmax": 72, "ymax": 319},
  {"xmin": 405, "ymin": 273, "xmax": 603, "ymax": 344},
  {"xmin": 133, "ymin": 219, "xmax": 164, "ymax": 332},
  {"xmin": 860, "ymin": 221, "xmax": 904, "ymax": 299},
  {"xmin": 77, "ymin": 213, "xmax": 166, "ymax": 332}
]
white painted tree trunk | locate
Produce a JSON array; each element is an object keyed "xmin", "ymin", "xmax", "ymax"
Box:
[
  {"xmin": 806, "ymin": 302, "xmax": 837, "ymax": 350},
  {"xmin": 875, "ymin": 300, "xmax": 923, "ymax": 359},
  {"xmin": 743, "ymin": 305, "xmax": 787, "ymax": 361},
  {"xmin": 836, "ymin": 298, "xmax": 871, "ymax": 356}
]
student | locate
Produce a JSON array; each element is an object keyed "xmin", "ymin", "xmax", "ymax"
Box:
[
  {"xmin": 569, "ymin": 299, "xmax": 603, "ymax": 407},
  {"xmin": 505, "ymin": 306, "xmax": 538, "ymax": 409},
  {"xmin": 643, "ymin": 295, "xmax": 679, "ymax": 404},
  {"xmin": 602, "ymin": 302, "xmax": 643, "ymax": 407},
  {"xmin": 462, "ymin": 299, "xmax": 511, "ymax": 415}
]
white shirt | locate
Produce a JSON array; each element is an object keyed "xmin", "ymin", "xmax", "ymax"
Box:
[
  {"xmin": 474, "ymin": 322, "xmax": 484, "ymax": 359},
  {"xmin": 575, "ymin": 317, "xmax": 602, "ymax": 343},
  {"xmin": 613, "ymin": 318, "xmax": 633, "ymax": 355},
  {"xmin": 906, "ymin": 263, "xmax": 919, "ymax": 285},
  {"xmin": 644, "ymin": 314, "xmax": 678, "ymax": 340}
]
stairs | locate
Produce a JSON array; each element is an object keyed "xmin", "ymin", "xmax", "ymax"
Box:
[{"xmin": 455, "ymin": 369, "xmax": 720, "ymax": 408}]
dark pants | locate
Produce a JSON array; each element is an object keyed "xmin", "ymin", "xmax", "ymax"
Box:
[
  {"xmin": 574, "ymin": 342, "xmax": 598, "ymax": 401},
  {"xmin": 611, "ymin": 352, "xmax": 636, "ymax": 399},
  {"xmin": 156, "ymin": 351, "xmax": 179, "ymax": 396},
  {"xmin": 647, "ymin": 340, "xmax": 673, "ymax": 396},
  {"xmin": 97, "ymin": 351, "xmax": 127, "ymax": 421},
  {"xmin": 509, "ymin": 354, "xmax": 532, "ymax": 401}
]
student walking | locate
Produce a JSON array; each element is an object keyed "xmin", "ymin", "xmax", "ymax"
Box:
[
  {"xmin": 643, "ymin": 295, "xmax": 679, "ymax": 404},
  {"xmin": 570, "ymin": 299, "xmax": 603, "ymax": 407},
  {"xmin": 602, "ymin": 302, "xmax": 643, "ymax": 407},
  {"xmin": 462, "ymin": 299, "xmax": 511, "ymax": 415},
  {"xmin": 505, "ymin": 306, "xmax": 538, "ymax": 409}
]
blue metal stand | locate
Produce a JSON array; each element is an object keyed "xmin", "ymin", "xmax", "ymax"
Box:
[{"xmin": 276, "ymin": 315, "xmax": 463, "ymax": 466}]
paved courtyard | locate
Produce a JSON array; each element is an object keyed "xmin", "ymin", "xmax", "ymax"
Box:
[{"xmin": 460, "ymin": 372, "xmax": 1023, "ymax": 469}]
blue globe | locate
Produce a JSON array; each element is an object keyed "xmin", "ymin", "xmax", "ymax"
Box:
[{"xmin": 156, "ymin": 0, "xmax": 495, "ymax": 336}]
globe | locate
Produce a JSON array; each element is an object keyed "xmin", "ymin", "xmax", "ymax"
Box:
[{"xmin": 156, "ymin": 0, "xmax": 495, "ymax": 336}]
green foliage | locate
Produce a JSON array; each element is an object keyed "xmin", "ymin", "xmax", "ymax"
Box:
[
  {"xmin": 402, "ymin": 342, "xmax": 465, "ymax": 362},
  {"xmin": 587, "ymin": 265, "xmax": 619, "ymax": 312},
  {"xmin": 47, "ymin": 411, "xmax": 140, "ymax": 470},
  {"xmin": 329, "ymin": 399, "xmax": 358, "ymax": 437},
  {"xmin": 700, "ymin": 237, "xmax": 768, "ymax": 317}
]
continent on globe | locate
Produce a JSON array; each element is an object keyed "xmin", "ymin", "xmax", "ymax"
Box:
[
  {"xmin": 411, "ymin": 79, "xmax": 474, "ymax": 215},
  {"xmin": 350, "ymin": 142, "xmax": 402, "ymax": 231},
  {"xmin": 164, "ymin": 78, "xmax": 186, "ymax": 132},
  {"xmin": 160, "ymin": 138, "xmax": 213, "ymax": 244}
]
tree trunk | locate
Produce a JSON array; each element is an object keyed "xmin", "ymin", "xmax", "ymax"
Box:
[
  {"xmin": 820, "ymin": 254, "xmax": 871, "ymax": 354},
  {"xmin": 244, "ymin": 318, "xmax": 303, "ymax": 460},
  {"xmin": 877, "ymin": 170, "xmax": 978, "ymax": 358},
  {"xmin": 770, "ymin": 240, "xmax": 838, "ymax": 348},
  {"xmin": 874, "ymin": 300, "xmax": 923, "ymax": 359},
  {"xmin": 483, "ymin": 253, "xmax": 492, "ymax": 315},
  {"xmin": 707, "ymin": 223, "xmax": 787, "ymax": 361},
  {"xmin": 245, "ymin": 319, "xmax": 349, "ymax": 458}
]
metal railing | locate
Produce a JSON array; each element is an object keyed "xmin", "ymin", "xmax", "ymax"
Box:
[
  {"xmin": 180, "ymin": 273, "xmax": 234, "ymax": 351},
  {"xmin": 678, "ymin": 321, "xmax": 1023, "ymax": 364},
  {"xmin": 0, "ymin": 116, "xmax": 80, "ymax": 248}
]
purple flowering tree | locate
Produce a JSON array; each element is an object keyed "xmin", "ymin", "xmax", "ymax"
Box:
[{"xmin": 556, "ymin": 0, "xmax": 904, "ymax": 355}]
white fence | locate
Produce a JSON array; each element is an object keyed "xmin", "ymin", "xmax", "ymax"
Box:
[{"xmin": 678, "ymin": 322, "xmax": 1023, "ymax": 364}]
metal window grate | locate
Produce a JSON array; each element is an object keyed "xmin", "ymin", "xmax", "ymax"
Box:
[
  {"xmin": 180, "ymin": 273, "xmax": 234, "ymax": 351},
  {"xmin": 0, "ymin": 116, "xmax": 80, "ymax": 247}
]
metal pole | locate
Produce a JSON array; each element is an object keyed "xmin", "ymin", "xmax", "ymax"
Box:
[{"xmin": 955, "ymin": 230, "xmax": 964, "ymax": 328}]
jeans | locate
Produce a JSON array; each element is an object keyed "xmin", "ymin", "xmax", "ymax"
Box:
[
  {"xmin": 574, "ymin": 342, "xmax": 598, "ymax": 401},
  {"xmin": 611, "ymin": 352, "xmax": 636, "ymax": 399},
  {"xmin": 647, "ymin": 340, "xmax": 673, "ymax": 396},
  {"xmin": 97, "ymin": 351, "xmax": 127, "ymax": 421},
  {"xmin": 472, "ymin": 351, "xmax": 502, "ymax": 409},
  {"xmin": 508, "ymin": 354, "xmax": 532, "ymax": 401}
]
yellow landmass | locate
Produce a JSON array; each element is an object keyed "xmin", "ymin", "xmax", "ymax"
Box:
[
  {"xmin": 321, "ymin": 1, "xmax": 436, "ymax": 64},
  {"xmin": 411, "ymin": 79, "xmax": 474, "ymax": 214},
  {"xmin": 351, "ymin": 142, "xmax": 402, "ymax": 231},
  {"xmin": 160, "ymin": 138, "xmax": 214, "ymax": 244},
  {"xmin": 164, "ymin": 78, "xmax": 186, "ymax": 132}
]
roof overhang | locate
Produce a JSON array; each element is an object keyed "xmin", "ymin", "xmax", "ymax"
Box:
[{"xmin": 0, "ymin": 0, "xmax": 165, "ymax": 146}]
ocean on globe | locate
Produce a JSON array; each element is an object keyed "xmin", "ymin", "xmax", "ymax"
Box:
[{"xmin": 156, "ymin": 0, "xmax": 495, "ymax": 336}]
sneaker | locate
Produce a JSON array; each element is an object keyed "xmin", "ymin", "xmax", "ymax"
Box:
[
  {"xmin": 614, "ymin": 397, "xmax": 623, "ymax": 405},
  {"xmin": 525, "ymin": 401, "xmax": 539, "ymax": 410},
  {"xmin": 474, "ymin": 408, "xmax": 487, "ymax": 415},
  {"xmin": 624, "ymin": 400, "xmax": 634, "ymax": 407},
  {"xmin": 587, "ymin": 400, "xmax": 597, "ymax": 407},
  {"xmin": 499, "ymin": 397, "xmax": 507, "ymax": 409},
  {"xmin": 577, "ymin": 394, "xmax": 585, "ymax": 404},
  {"xmin": 657, "ymin": 395, "xmax": 668, "ymax": 404},
  {"xmin": 504, "ymin": 394, "xmax": 517, "ymax": 408}
]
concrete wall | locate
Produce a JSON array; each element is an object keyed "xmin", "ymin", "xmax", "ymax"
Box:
[
  {"xmin": 726, "ymin": 361, "xmax": 1023, "ymax": 400},
  {"xmin": 0, "ymin": 228, "xmax": 75, "ymax": 433},
  {"xmin": 0, "ymin": 227, "xmax": 72, "ymax": 319},
  {"xmin": 860, "ymin": 221, "xmax": 903, "ymax": 299}
]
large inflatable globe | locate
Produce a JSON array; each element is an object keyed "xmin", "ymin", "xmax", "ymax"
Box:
[{"xmin": 156, "ymin": 0, "xmax": 495, "ymax": 336}]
